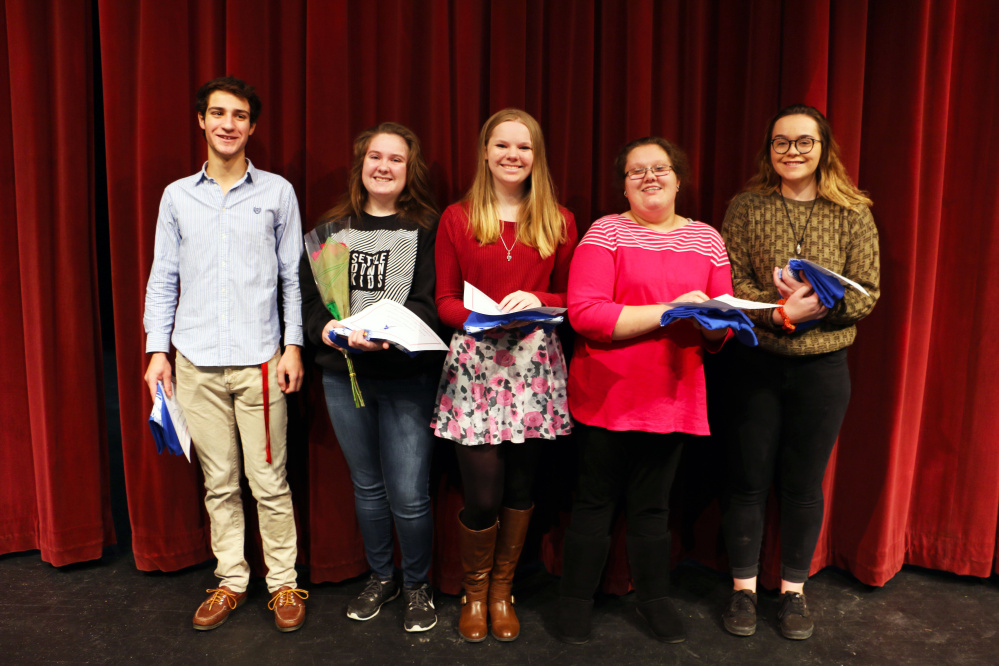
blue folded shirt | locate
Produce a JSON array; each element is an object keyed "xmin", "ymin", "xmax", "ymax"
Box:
[
  {"xmin": 660, "ymin": 306, "xmax": 758, "ymax": 347},
  {"xmin": 787, "ymin": 259, "xmax": 847, "ymax": 332},
  {"xmin": 462, "ymin": 311, "xmax": 563, "ymax": 340}
]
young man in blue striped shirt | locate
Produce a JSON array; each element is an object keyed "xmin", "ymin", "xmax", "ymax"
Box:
[{"xmin": 143, "ymin": 76, "xmax": 308, "ymax": 632}]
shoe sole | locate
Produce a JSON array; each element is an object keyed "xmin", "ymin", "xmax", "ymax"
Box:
[
  {"xmin": 490, "ymin": 630, "xmax": 520, "ymax": 642},
  {"xmin": 404, "ymin": 617, "xmax": 438, "ymax": 633},
  {"xmin": 193, "ymin": 596, "xmax": 246, "ymax": 630},
  {"xmin": 556, "ymin": 634, "xmax": 590, "ymax": 645},
  {"xmin": 781, "ymin": 627, "xmax": 814, "ymax": 640},
  {"xmin": 723, "ymin": 620, "xmax": 757, "ymax": 637},
  {"xmin": 276, "ymin": 619, "xmax": 305, "ymax": 633},
  {"xmin": 458, "ymin": 628, "xmax": 488, "ymax": 642},
  {"xmin": 346, "ymin": 589, "xmax": 400, "ymax": 621},
  {"xmin": 637, "ymin": 607, "xmax": 686, "ymax": 644}
]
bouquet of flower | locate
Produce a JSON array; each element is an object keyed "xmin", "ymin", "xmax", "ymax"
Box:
[{"xmin": 304, "ymin": 219, "xmax": 364, "ymax": 407}]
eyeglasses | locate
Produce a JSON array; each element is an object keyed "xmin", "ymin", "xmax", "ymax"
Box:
[
  {"xmin": 626, "ymin": 164, "xmax": 674, "ymax": 180},
  {"xmin": 770, "ymin": 137, "xmax": 820, "ymax": 154}
]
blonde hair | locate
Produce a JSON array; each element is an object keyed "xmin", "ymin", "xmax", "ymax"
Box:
[
  {"xmin": 463, "ymin": 108, "xmax": 566, "ymax": 258},
  {"xmin": 746, "ymin": 104, "xmax": 873, "ymax": 209}
]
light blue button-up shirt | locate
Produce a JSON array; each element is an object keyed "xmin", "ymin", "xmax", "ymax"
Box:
[{"xmin": 144, "ymin": 160, "xmax": 304, "ymax": 367}]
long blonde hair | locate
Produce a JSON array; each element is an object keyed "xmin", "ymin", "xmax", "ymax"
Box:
[
  {"xmin": 746, "ymin": 104, "xmax": 873, "ymax": 209},
  {"xmin": 464, "ymin": 108, "xmax": 566, "ymax": 258}
]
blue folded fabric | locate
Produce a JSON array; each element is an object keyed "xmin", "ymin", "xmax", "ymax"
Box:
[
  {"xmin": 660, "ymin": 306, "xmax": 758, "ymax": 347},
  {"xmin": 787, "ymin": 259, "xmax": 846, "ymax": 332},
  {"xmin": 149, "ymin": 384, "xmax": 184, "ymax": 456},
  {"xmin": 463, "ymin": 311, "xmax": 563, "ymax": 340},
  {"xmin": 328, "ymin": 331, "xmax": 420, "ymax": 358}
]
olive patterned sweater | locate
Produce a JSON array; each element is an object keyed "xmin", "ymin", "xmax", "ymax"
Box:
[{"xmin": 721, "ymin": 191, "xmax": 880, "ymax": 356}]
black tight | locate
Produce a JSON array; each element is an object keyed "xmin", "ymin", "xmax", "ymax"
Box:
[{"xmin": 455, "ymin": 441, "xmax": 541, "ymax": 530}]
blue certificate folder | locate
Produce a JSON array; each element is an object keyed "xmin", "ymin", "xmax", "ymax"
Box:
[
  {"xmin": 148, "ymin": 381, "xmax": 191, "ymax": 460},
  {"xmin": 462, "ymin": 311, "xmax": 564, "ymax": 340},
  {"xmin": 660, "ymin": 306, "xmax": 758, "ymax": 346}
]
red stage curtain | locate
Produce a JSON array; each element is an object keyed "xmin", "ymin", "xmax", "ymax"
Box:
[
  {"xmin": 68, "ymin": 0, "xmax": 999, "ymax": 594},
  {"xmin": 0, "ymin": 0, "xmax": 114, "ymax": 564}
]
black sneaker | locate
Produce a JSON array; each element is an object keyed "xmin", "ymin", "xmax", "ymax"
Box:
[
  {"xmin": 777, "ymin": 591, "xmax": 814, "ymax": 640},
  {"xmin": 403, "ymin": 583, "xmax": 437, "ymax": 632},
  {"xmin": 723, "ymin": 589, "xmax": 758, "ymax": 636},
  {"xmin": 347, "ymin": 575, "xmax": 399, "ymax": 621}
]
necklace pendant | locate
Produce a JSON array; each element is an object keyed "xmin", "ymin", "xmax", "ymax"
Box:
[
  {"xmin": 506, "ymin": 252, "xmax": 512, "ymax": 262},
  {"xmin": 796, "ymin": 243, "xmax": 802, "ymax": 255}
]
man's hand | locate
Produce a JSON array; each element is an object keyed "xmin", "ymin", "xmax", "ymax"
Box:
[
  {"xmin": 277, "ymin": 345, "xmax": 304, "ymax": 393},
  {"xmin": 144, "ymin": 352, "xmax": 173, "ymax": 401}
]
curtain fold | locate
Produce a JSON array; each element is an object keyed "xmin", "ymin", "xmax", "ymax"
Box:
[
  {"xmin": 1, "ymin": 0, "xmax": 114, "ymax": 565},
  {"xmin": 3, "ymin": 0, "xmax": 995, "ymax": 592}
]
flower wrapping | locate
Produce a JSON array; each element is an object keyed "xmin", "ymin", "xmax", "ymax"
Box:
[{"xmin": 304, "ymin": 220, "xmax": 364, "ymax": 406}]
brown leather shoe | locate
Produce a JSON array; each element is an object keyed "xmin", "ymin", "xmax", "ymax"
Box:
[
  {"xmin": 457, "ymin": 515, "xmax": 497, "ymax": 642},
  {"xmin": 193, "ymin": 587, "xmax": 247, "ymax": 630},
  {"xmin": 268, "ymin": 586, "xmax": 309, "ymax": 632},
  {"xmin": 489, "ymin": 505, "xmax": 532, "ymax": 641}
]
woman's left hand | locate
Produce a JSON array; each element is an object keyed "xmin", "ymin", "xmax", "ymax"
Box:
[
  {"xmin": 773, "ymin": 265, "xmax": 810, "ymax": 298},
  {"xmin": 499, "ymin": 290, "xmax": 542, "ymax": 313},
  {"xmin": 346, "ymin": 328, "xmax": 390, "ymax": 352},
  {"xmin": 670, "ymin": 290, "xmax": 710, "ymax": 304}
]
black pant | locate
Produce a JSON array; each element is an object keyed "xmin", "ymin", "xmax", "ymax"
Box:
[
  {"xmin": 567, "ymin": 423, "xmax": 685, "ymax": 540},
  {"xmin": 722, "ymin": 345, "xmax": 851, "ymax": 584}
]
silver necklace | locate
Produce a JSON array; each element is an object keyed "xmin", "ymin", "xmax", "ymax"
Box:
[
  {"xmin": 779, "ymin": 188, "xmax": 818, "ymax": 255},
  {"xmin": 499, "ymin": 229, "xmax": 517, "ymax": 261}
]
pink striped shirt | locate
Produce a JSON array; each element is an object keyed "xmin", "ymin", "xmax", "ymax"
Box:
[{"xmin": 567, "ymin": 214, "xmax": 733, "ymax": 435}]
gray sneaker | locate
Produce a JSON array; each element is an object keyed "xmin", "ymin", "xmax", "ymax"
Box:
[
  {"xmin": 403, "ymin": 583, "xmax": 437, "ymax": 632},
  {"xmin": 347, "ymin": 575, "xmax": 399, "ymax": 621}
]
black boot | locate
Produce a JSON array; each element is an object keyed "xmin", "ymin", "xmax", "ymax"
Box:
[
  {"xmin": 627, "ymin": 534, "xmax": 686, "ymax": 644},
  {"xmin": 555, "ymin": 531, "xmax": 611, "ymax": 644}
]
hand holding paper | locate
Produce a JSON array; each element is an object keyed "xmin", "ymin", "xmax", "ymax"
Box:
[{"xmin": 462, "ymin": 282, "xmax": 566, "ymax": 337}]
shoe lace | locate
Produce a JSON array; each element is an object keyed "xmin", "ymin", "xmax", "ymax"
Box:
[
  {"xmin": 731, "ymin": 590, "xmax": 756, "ymax": 612},
  {"xmin": 780, "ymin": 592, "xmax": 807, "ymax": 618},
  {"xmin": 359, "ymin": 577, "xmax": 389, "ymax": 603},
  {"xmin": 205, "ymin": 588, "xmax": 239, "ymax": 610},
  {"xmin": 406, "ymin": 586, "xmax": 431, "ymax": 611},
  {"xmin": 268, "ymin": 588, "xmax": 309, "ymax": 610}
]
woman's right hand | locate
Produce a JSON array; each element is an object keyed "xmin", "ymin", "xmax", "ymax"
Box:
[
  {"xmin": 780, "ymin": 287, "xmax": 828, "ymax": 324},
  {"xmin": 322, "ymin": 320, "xmax": 343, "ymax": 350}
]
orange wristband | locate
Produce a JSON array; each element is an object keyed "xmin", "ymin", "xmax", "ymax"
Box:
[{"xmin": 776, "ymin": 299, "xmax": 796, "ymax": 332}]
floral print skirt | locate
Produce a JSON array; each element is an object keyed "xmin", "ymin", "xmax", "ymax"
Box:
[{"xmin": 432, "ymin": 327, "xmax": 572, "ymax": 446}]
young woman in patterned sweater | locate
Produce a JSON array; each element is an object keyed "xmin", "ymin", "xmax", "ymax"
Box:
[{"xmin": 720, "ymin": 104, "xmax": 880, "ymax": 640}]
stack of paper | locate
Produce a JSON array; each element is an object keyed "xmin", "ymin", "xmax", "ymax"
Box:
[
  {"xmin": 462, "ymin": 282, "xmax": 566, "ymax": 336},
  {"xmin": 330, "ymin": 299, "xmax": 448, "ymax": 354}
]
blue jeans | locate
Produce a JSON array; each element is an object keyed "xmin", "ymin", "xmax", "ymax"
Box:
[{"xmin": 322, "ymin": 370, "xmax": 437, "ymax": 586}]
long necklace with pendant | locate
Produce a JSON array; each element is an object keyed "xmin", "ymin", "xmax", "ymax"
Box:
[
  {"xmin": 779, "ymin": 189, "xmax": 818, "ymax": 255},
  {"xmin": 499, "ymin": 227, "xmax": 517, "ymax": 261}
]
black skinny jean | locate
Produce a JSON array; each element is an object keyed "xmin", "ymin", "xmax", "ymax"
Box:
[{"xmin": 722, "ymin": 345, "xmax": 851, "ymax": 584}]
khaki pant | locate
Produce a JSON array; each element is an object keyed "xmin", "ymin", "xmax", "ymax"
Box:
[{"xmin": 175, "ymin": 350, "xmax": 297, "ymax": 593}]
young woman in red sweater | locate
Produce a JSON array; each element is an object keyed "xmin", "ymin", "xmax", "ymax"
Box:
[{"xmin": 432, "ymin": 108, "xmax": 577, "ymax": 642}]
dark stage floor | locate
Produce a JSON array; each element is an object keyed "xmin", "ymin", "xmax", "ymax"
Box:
[{"xmin": 2, "ymin": 548, "xmax": 997, "ymax": 665}]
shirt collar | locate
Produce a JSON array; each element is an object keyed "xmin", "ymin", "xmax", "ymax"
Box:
[{"xmin": 196, "ymin": 158, "xmax": 256, "ymax": 187}]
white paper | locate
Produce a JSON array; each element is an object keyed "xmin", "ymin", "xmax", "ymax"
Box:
[
  {"xmin": 152, "ymin": 379, "xmax": 191, "ymax": 461},
  {"xmin": 664, "ymin": 293, "xmax": 778, "ymax": 311},
  {"xmin": 793, "ymin": 258, "xmax": 870, "ymax": 296},
  {"xmin": 334, "ymin": 299, "xmax": 448, "ymax": 352},
  {"xmin": 463, "ymin": 281, "xmax": 566, "ymax": 316}
]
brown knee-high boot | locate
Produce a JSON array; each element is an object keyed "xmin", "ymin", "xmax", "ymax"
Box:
[
  {"xmin": 489, "ymin": 505, "xmax": 533, "ymax": 641},
  {"xmin": 458, "ymin": 514, "xmax": 497, "ymax": 642}
]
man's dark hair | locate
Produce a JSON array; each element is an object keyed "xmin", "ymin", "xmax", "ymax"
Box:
[{"xmin": 195, "ymin": 76, "xmax": 262, "ymax": 125}]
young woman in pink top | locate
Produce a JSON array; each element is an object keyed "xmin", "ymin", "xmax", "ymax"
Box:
[
  {"xmin": 556, "ymin": 137, "xmax": 734, "ymax": 645},
  {"xmin": 433, "ymin": 108, "xmax": 577, "ymax": 642}
]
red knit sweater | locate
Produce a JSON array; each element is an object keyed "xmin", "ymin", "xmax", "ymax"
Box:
[{"xmin": 435, "ymin": 202, "xmax": 578, "ymax": 329}]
